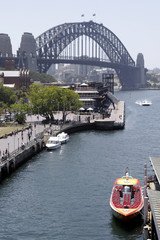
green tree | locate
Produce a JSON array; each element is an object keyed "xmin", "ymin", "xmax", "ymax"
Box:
[
  {"xmin": 10, "ymin": 97, "xmax": 30, "ymax": 124},
  {"xmin": 27, "ymin": 84, "xmax": 83, "ymax": 121},
  {"xmin": 0, "ymin": 101, "xmax": 7, "ymax": 117},
  {"xmin": 11, "ymin": 100, "xmax": 29, "ymax": 114},
  {"xmin": 15, "ymin": 86, "xmax": 28, "ymax": 99},
  {"xmin": 30, "ymin": 71, "xmax": 57, "ymax": 83},
  {"xmin": 0, "ymin": 83, "xmax": 17, "ymax": 106},
  {"xmin": 14, "ymin": 112, "xmax": 26, "ymax": 124}
]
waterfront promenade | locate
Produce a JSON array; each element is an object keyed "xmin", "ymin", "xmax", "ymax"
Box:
[
  {"xmin": 0, "ymin": 112, "xmax": 100, "ymax": 157},
  {"xmin": 0, "ymin": 101, "xmax": 124, "ymax": 162},
  {"xmin": 0, "ymin": 113, "xmax": 91, "ymax": 160},
  {"xmin": 0, "ymin": 122, "xmax": 45, "ymax": 159}
]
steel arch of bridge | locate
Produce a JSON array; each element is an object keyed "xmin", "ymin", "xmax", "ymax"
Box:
[
  {"xmin": 36, "ymin": 21, "xmax": 135, "ymax": 68},
  {"xmin": 35, "ymin": 21, "xmax": 141, "ymax": 89}
]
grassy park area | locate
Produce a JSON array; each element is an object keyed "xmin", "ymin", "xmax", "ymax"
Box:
[{"xmin": 0, "ymin": 125, "xmax": 26, "ymax": 137}]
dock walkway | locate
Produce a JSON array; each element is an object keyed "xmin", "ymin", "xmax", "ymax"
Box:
[{"xmin": 143, "ymin": 157, "xmax": 160, "ymax": 239}]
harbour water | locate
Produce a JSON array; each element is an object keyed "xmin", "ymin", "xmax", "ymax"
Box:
[{"xmin": 0, "ymin": 90, "xmax": 160, "ymax": 240}]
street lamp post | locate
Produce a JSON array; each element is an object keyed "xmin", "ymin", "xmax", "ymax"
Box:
[
  {"xmin": 57, "ymin": 102, "xmax": 59, "ymax": 120},
  {"xmin": 8, "ymin": 143, "xmax": 9, "ymax": 156},
  {"xmin": 18, "ymin": 137, "xmax": 19, "ymax": 149},
  {"xmin": 31, "ymin": 108, "xmax": 32, "ymax": 122},
  {"xmin": 14, "ymin": 134, "xmax": 15, "ymax": 151},
  {"xmin": 37, "ymin": 107, "xmax": 39, "ymax": 124}
]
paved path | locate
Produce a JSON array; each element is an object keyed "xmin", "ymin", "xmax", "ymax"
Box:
[{"xmin": 0, "ymin": 123, "xmax": 46, "ymax": 159}]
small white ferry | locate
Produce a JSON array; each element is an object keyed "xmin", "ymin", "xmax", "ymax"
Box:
[
  {"xmin": 136, "ymin": 100, "xmax": 152, "ymax": 106},
  {"xmin": 140, "ymin": 100, "xmax": 152, "ymax": 106},
  {"xmin": 57, "ymin": 132, "xmax": 70, "ymax": 144},
  {"xmin": 46, "ymin": 136, "xmax": 61, "ymax": 150}
]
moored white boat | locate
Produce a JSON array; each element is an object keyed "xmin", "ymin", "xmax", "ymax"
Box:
[
  {"xmin": 46, "ymin": 136, "xmax": 61, "ymax": 150},
  {"xmin": 110, "ymin": 169, "xmax": 144, "ymax": 221},
  {"xmin": 57, "ymin": 132, "xmax": 70, "ymax": 144}
]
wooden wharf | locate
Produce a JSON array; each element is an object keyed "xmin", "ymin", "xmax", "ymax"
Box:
[{"xmin": 143, "ymin": 157, "xmax": 160, "ymax": 239}]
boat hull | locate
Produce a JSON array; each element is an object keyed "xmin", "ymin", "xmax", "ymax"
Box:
[
  {"xmin": 59, "ymin": 137, "xmax": 69, "ymax": 144},
  {"xmin": 111, "ymin": 205, "xmax": 143, "ymax": 221},
  {"xmin": 142, "ymin": 104, "xmax": 151, "ymax": 106},
  {"xmin": 46, "ymin": 143, "xmax": 61, "ymax": 150}
]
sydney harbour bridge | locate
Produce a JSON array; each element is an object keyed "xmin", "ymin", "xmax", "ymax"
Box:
[{"xmin": 0, "ymin": 21, "xmax": 146, "ymax": 90}]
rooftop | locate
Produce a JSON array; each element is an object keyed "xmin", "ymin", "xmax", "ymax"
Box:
[
  {"xmin": 0, "ymin": 71, "xmax": 20, "ymax": 77},
  {"xmin": 3, "ymin": 84, "xmax": 15, "ymax": 88}
]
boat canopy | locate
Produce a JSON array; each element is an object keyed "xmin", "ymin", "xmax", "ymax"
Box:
[{"xmin": 116, "ymin": 178, "xmax": 139, "ymax": 186}]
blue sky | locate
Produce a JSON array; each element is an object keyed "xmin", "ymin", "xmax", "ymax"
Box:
[{"xmin": 1, "ymin": 0, "xmax": 160, "ymax": 69}]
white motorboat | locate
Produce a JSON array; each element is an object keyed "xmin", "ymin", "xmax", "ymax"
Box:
[
  {"xmin": 136, "ymin": 100, "xmax": 152, "ymax": 106},
  {"xmin": 141, "ymin": 100, "xmax": 152, "ymax": 106},
  {"xmin": 46, "ymin": 136, "xmax": 61, "ymax": 150},
  {"xmin": 57, "ymin": 132, "xmax": 70, "ymax": 144}
]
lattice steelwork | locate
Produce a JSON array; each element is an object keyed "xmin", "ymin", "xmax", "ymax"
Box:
[
  {"xmin": 58, "ymin": 36, "xmax": 110, "ymax": 62},
  {"xmin": 36, "ymin": 21, "xmax": 135, "ymax": 69}
]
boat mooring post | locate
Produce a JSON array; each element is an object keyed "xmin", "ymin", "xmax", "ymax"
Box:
[
  {"xmin": 144, "ymin": 163, "xmax": 147, "ymax": 178},
  {"xmin": 144, "ymin": 176, "xmax": 147, "ymax": 197},
  {"xmin": 144, "ymin": 196, "xmax": 149, "ymax": 225},
  {"xmin": 143, "ymin": 225, "xmax": 149, "ymax": 240},
  {"xmin": 144, "ymin": 163, "xmax": 147, "ymax": 197}
]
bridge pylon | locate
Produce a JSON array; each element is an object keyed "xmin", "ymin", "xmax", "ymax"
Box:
[{"xmin": 18, "ymin": 32, "xmax": 37, "ymax": 71}]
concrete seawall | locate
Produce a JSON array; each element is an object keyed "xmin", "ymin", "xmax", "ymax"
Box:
[
  {"xmin": 0, "ymin": 134, "xmax": 44, "ymax": 182},
  {"xmin": 55, "ymin": 101, "xmax": 125, "ymax": 134}
]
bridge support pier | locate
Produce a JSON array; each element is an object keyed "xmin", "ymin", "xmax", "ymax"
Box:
[{"xmin": 118, "ymin": 66, "xmax": 147, "ymax": 90}]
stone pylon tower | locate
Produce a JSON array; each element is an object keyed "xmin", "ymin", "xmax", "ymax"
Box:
[
  {"xmin": 0, "ymin": 33, "xmax": 12, "ymax": 57},
  {"xmin": 136, "ymin": 53, "xmax": 147, "ymax": 88},
  {"xmin": 18, "ymin": 32, "xmax": 37, "ymax": 71}
]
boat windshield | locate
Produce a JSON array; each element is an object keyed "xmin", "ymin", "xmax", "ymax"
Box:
[
  {"xmin": 123, "ymin": 185, "xmax": 131, "ymax": 193},
  {"xmin": 48, "ymin": 140, "xmax": 57, "ymax": 144}
]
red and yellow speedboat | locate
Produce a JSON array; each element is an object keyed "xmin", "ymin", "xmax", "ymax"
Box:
[{"xmin": 110, "ymin": 170, "xmax": 144, "ymax": 221}]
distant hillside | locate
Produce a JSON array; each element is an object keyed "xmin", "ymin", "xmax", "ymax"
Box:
[
  {"xmin": 149, "ymin": 68, "xmax": 160, "ymax": 74},
  {"xmin": 146, "ymin": 69, "xmax": 160, "ymax": 88},
  {"xmin": 30, "ymin": 71, "xmax": 57, "ymax": 83}
]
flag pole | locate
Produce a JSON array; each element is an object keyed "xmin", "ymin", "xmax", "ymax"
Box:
[
  {"xmin": 92, "ymin": 13, "xmax": 96, "ymax": 22},
  {"xmin": 81, "ymin": 14, "xmax": 85, "ymax": 21}
]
